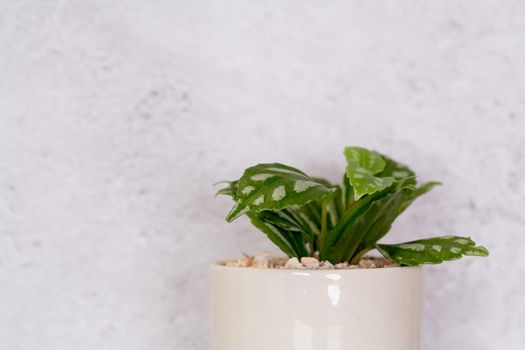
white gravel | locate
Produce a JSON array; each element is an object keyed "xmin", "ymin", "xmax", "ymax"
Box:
[{"xmin": 223, "ymin": 254, "xmax": 396, "ymax": 269}]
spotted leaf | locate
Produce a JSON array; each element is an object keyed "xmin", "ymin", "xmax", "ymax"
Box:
[
  {"xmin": 215, "ymin": 180, "xmax": 239, "ymax": 200},
  {"xmin": 378, "ymin": 154, "xmax": 416, "ymax": 183},
  {"xmin": 344, "ymin": 147, "xmax": 394, "ymax": 200},
  {"xmin": 226, "ymin": 163, "xmax": 334, "ymax": 222},
  {"xmin": 376, "ymin": 236, "xmax": 489, "ymax": 266}
]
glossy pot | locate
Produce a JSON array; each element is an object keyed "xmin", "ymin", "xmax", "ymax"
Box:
[{"xmin": 211, "ymin": 263, "xmax": 423, "ymax": 350}]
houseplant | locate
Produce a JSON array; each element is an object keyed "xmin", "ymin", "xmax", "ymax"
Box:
[{"xmin": 211, "ymin": 147, "xmax": 488, "ymax": 350}]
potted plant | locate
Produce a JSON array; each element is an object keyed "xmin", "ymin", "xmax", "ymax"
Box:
[{"xmin": 212, "ymin": 147, "xmax": 488, "ymax": 350}]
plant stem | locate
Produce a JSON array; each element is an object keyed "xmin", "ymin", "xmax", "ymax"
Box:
[
  {"xmin": 350, "ymin": 247, "xmax": 370, "ymax": 264},
  {"xmin": 319, "ymin": 199, "xmax": 328, "ymax": 260},
  {"xmin": 346, "ymin": 185, "xmax": 355, "ymax": 211}
]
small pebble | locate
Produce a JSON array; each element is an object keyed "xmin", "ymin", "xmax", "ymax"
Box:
[
  {"xmin": 284, "ymin": 257, "xmax": 305, "ymax": 269},
  {"xmin": 319, "ymin": 261, "xmax": 334, "ymax": 270},
  {"xmin": 358, "ymin": 259, "xmax": 376, "ymax": 269},
  {"xmin": 225, "ymin": 260, "xmax": 238, "ymax": 267},
  {"xmin": 225, "ymin": 257, "xmax": 251, "ymax": 267},
  {"xmin": 335, "ymin": 262, "xmax": 349, "ymax": 269},
  {"xmin": 253, "ymin": 254, "xmax": 269, "ymax": 268},
  {"xmin": 300, "ymin": 257, "xmax": 320, "ymax": 269}
]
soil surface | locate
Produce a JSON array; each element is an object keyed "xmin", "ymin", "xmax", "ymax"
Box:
[{"xmin": 223, "ymin": 253, "xmax": 397, "ymax": 269}]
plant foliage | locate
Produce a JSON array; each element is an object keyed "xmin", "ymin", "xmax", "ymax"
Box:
[{"xmin": 217, "ymin": 147, "xmax": 489, "ymax": 265}]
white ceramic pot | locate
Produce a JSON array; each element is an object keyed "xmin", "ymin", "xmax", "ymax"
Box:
[{"xmin": 211, "ymin": 263, "xmax": 423, "ymax": 350}]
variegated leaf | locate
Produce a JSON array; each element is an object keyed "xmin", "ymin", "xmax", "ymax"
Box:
[
  {"xmin": 379, "ymin": 154, "xmax": 416, "ymax": 183},
  {"xmin": 344, "ymin": 146, "xmax": 386, "ymax": 173},
  {"xmin": 344, "ymin": 147, "xmax": 394, "ymax": 200},
  {"xmin": 215, "ymin": 180, "xmax": 239, "ymax": 199},
  {"xmin": 376, "ymin": 236, "xmax": 489, "ymax": 266},
  {"xmin": 226, "ymin": 163, "xmax": 334, "ymax": 222}
]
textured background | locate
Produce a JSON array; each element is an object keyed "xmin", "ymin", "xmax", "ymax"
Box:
[{"xmin": 1, "ymin": 1, "xmax": 524, "ymax": 349}]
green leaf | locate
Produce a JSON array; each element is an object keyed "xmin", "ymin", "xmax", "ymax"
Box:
[
  {"xmin": 325, "ymin": 176, "xmax": 412, "ymax": 250},
  {"xmin": 324, "ymin": 178, "xmax": 435, "ymax": 262},
  {"xmin": 310, "ymin": 177, "xmax": 341, "ymax": 229},
  {"xmin": 215, "ymin": 181, "xmax": 239, "ymax": 199},
  {"xmin": 344, "ymin": 147, "xmax": 394, "ymax": 200},
  {"xmin": 324, "ymin": 188, "xmax": 390, "ymax": 256},
  {"xmin": 379, "ymin": 155, "xmax": 416, "ymax": 185},
  {"xmin": 357, "ymin": 179, "xmax": 417, "ymax": 247},
  {"xmin": 344, "ymin": 147, "xmax": 386, "ymax": 174},
  {"xmin": 341, "ymin": 173, "xmax": 355, "ymax": 211},
  {"xmin": 398, "ymin": 181, "xmax": 441, "ymax": 214},
  {"xmin": 295, "ymin": 204, "xmax": 322, "ymax": 236},
  {"xmin": 256, "ymin": 210, "xmax": 303, "ymax": 232},
  {"xmin": 324, "ymin": 188, "xmax": 407, "ymax": 263},
  {"xmin": 248, "ymin": 212, "xmax": 308, "ymax": 258},
  {"xmin": 376, "ymin": 236, "xmax": 489, "ymax": 266},
  {"xmin": 226, "ymin": 163, "xmax": 334, "ymax": 222}
]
